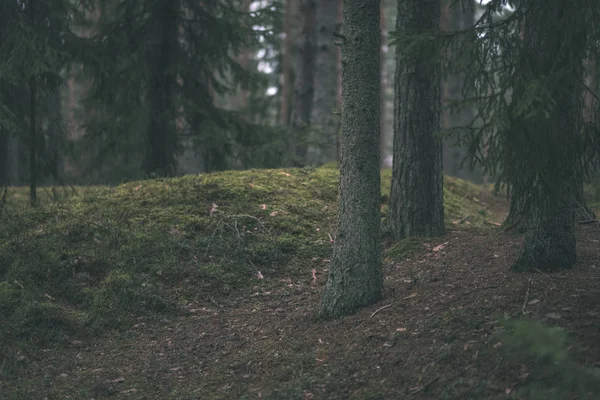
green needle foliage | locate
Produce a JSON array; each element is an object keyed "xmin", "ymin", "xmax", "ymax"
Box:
[
  {"xmin": 0, "ymin": 0, "xmax": 79, "ymax": 188},
  {"xmin": 78, "ymin": 0, "xmax": 285, "ymax": 178}
]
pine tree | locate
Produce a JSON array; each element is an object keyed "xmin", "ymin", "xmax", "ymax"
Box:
[
  {"xmin": 319, "ymin": 0, "xmax": 381, "ymax": 319},
  {"xmin": 82, "ymin": 0, "xmax": 281, "ymax": 177},
  {"xmin": 510, "ymin": 2, "xmax": 589, "ymax": 270},
  {"xmin": 388, "ymin": 0, "xmax": 445, "ymax": 239},
  {"xmin": 0, "ymin": 0, "xmax": 76, "ymax": 203}
]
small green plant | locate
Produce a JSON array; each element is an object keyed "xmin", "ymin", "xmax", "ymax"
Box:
[{"xmin": 498, "ymin": 318, "xmax": 600, "ymax": 399}]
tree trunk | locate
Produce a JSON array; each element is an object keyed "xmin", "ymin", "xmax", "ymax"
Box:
[
  {"xmin": 512, "ymin": 3, "xmax": 585, "ymax": 271},
  {"xmin": 388, "ymin": 0, "xmax": 444, "ymax": 239},
  {"xmin": 505, "ymin": 6, "xmax": 594, "ymax": 233},
  {"xmin": 440, "ymin": 0, "xmax": 478, "ymax": 181},
  {"xmin": 233, "ymin": 0, "xmax": 252, "ymax": 113},
  {"xmin": 28, "ymin": 0, "xmax": 37, "ymax": 206},
  {"xmin": 42, "ymin": 83, "xmax": 64, "ymax": 182},
  {"xmin": 7, "ymin": 136, "xmax": 20, "ymax": 185},
  {"xmin": 290, "ymin": 0, "xmax": 317, "ymax": 166},
  {"xmin": 279, "ymin": 0, "xmax": 293, "ymax": 126},
  {"xmin": 319, "ymin": 0, "xmax": 381, "ymax": 319},
  {"xmin": 0, "ymin": 130, "xmax": 8, "ymax": 186},
  {"xmin": 142, "ymin": 0, "xmax": 180, "ymax": 177},
  {"xmin": 379, "ymin": 1, "xmax": 387, "ymax": 168},
  {"xmin": 308, "ymin": 0, "xmax": 339, "ymax": 165}
]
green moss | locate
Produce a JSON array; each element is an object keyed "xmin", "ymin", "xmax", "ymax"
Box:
[
  {"xmin": 585, "ymin": 179, "xmax": 600, "ymax": 214},
  {"xmin": 0, "ymin": 167, "xmax": 497, "ymax": 348},
  {"xmin": 384, "ymin": 238, "xmax": 422, "ymax": 260}
]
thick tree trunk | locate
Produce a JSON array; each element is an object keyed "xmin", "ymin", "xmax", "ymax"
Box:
[
  {"xmin": 512, "ymin": 3, "xmax": 585, "ymax": 271},
  {"xmin": 308, "ymin": 0, "xmax": 339, "ymax": 165},
  {"xmin": 319, "ymin": 0, "xmax": 381, "ymax": 319},
  {"xmin": 505, "ymin": 7, "xmax": 595, "ymax": 233},
  {"xmin": 290, "ymin": 0, "xmax": 317, "ymax": 166},
  {"xmin": 142, "ymin": 0, "xmax": 180, "ymax": 177},
  {"xmin": 388, "ymin": 0, "xmax": 444, "ymax": 239}
]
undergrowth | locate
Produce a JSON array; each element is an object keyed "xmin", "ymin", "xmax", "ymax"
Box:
[
  {"xmin": 499, "ymin": 318, "xmax": 600, "ymax": 399},
  {"xmin": 0, "ymin": 167, "xmax": 510, "ymax": 361}
]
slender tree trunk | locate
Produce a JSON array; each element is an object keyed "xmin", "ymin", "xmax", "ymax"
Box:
[
  {"xmin": 280, "ymin": 0, "xmax": 293, "ymax": 126},
  {"xmin": 319, "ymin": 0, "xmax": 381, "ymax": 319},
  {"xmin": 440, "ymin": 0, "xmax": 477, "ymax": 181},
  {"xmin": 43, "ymin": 83, "xmax": 64, "ymax": 182},
  {"xmin": 0, "ymin": 130, "xmax": 8, "ymax": 186},
  {"xmin": 143, "ymin": 0, "xmax": 180, "ymax": 177},
  {"xmin": 388, "ymin": 0, "xmax": 444, "ymax": 239},
  {"xmin": 309, "ymin": 0, "xmax": 339, "ymax": 165},
  {"xmin": 7, "ymin": 136, "xmax": 20, "ymax": 185},
  {"xmin": 28, "ymin": 0, "xmax": 37, "ymax": 206},
  {"xmin": 379, "ymin": 1, "xmax": 387, "ymax": 168},
  {"xmin": 233, "ymin": 0, "xmax": 252, "ymax": 113},
  {"xmin": 290, "ymin": 0, "xmax": 317, "ymax": 166},
  {"xmin": 512, "ymin": 3, "xmax": 586, "ymax": 271}
]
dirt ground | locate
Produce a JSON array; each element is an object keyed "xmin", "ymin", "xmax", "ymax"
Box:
[{"xmin": 4, "ymin": 215, "xmax": 600, "ymax": 399}]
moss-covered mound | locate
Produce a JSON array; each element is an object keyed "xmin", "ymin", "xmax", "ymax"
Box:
[{"xmin": 0, "ymin": 168, "xmax": 500, "ymax": 347}]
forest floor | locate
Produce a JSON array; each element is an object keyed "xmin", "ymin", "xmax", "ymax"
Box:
[{"xmin": 1, "ymin": 168, "xmax": 600, "ymax": 399}]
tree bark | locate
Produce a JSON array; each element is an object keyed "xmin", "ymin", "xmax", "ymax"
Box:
[
  {"xmin": 308, "ymin": 0, "xmax": 339, "ymax": 165},
  {"xmin": 290, "ymin": 0, "xmax": 317, "ymax": 166},
  {"xmin": 440, "ymin": 0, "xmax": 478, "ymax": 181},
  {"xmin": 142, "ymin": 0, "xmax": 180, "ymax": 177},
  {"xmin": 388, "ymin": 0, "xmax": 444, "ymax": 239},
  {"xmin": 42, "ymin": 83, "xmax": 64, "ymax": 182},
  {"xmin": 0, "ymin": 130, "xmax": 8, "ymax": 186},
  {"xmin": 505, "ymin": 5, "xmax": 595, "ymax": 234},
  {"xmin": 512, "ymin": 3, "xmax": 586, "ymax": 271},
  {"xmin": 319, "ymin": 0, "xmax": 381, "ymax": 319},
  {"xmin": 379, "ymin": 1, "xmax": 387, "ymax": 168},
  {"xmin": 28, "ymin": 0, "xmax": 37, "ymax": 206},
  {"xmin": 279, "ymin": 0, "xmax": 293, "ymax": 126}
]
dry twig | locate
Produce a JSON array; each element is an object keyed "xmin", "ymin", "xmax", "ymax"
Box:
[
  {"xmin": 370, "ymin": 304, "xmax": 392, "ymax": 318},
  {"xmin": 521, "ymin": 278, "xmax": 532, "ymax": 314}
]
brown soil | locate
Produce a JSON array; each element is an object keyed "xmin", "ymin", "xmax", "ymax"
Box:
[{"xmin": 4, "ymin": 221, "xmax": 600, "ymax": 399}]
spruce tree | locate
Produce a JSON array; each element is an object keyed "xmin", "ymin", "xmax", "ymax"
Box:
[
  {"xmin": 319, "ymin": 0, "xmax": 381, "ymax": 319},
  {"xmin": 444, "ymin": 0, "xmax": 600, "ymax": 270},
  {"xmin": 0, "ymin": 0, "xmax": 76, "ymax": 202},
  {"xmin": 81, "ymin": 0, "xmax": 281, "ymax": 177}
]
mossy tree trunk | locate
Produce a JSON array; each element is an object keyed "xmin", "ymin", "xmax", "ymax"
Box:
[
  {"xmin": 511, "ymin": 3, "xmax": 587, "ymax": 272},
  {"xmin": 290, "ymin": 0, "xmax": 317, "ymax": 166},
  {"xmin": 388, "ymin": 0, "xmax": 444, "ymax": 239},
  {"xmin": 309, "ymin": 0, "xmax": 339, "ymax": 165},
  {"xmin": 142, "ymin": 0, "xmax": 180, "ymax": 177},
  {"xmin": 319, "ymin": 0, "xmax": 381, "ymax": 319}
]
